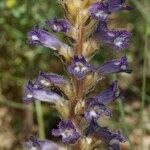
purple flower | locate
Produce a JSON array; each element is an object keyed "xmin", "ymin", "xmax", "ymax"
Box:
[
  {"xmin": 52, "ymin": 120, "xmax": 81, "ymax": 144},
  {"xmin": 84, "ymin": 100, "xmax": 112, "ymax": 122},
  {"xmin": 89, "ymin": 2, "xmax": 110, "ymax": 21},
  {"xmin": 67, "ymin": 55, "xmax": 95, "ymax": 79},
  {"xmin": 97, "ymin": 56, "xmax": 132, "ymax": 75},
  {"xmin": 46, "ymin": 19, "xmax": 71, "ymax": 33},
  {"xmin": 26, "ymin": 136, "xmax": 64, "ymax": 150},
  {"xmin": 89, "ymin": 1, "xmax": 132, "ymax": 21},
  {"xmin": 98, "ymin": 128, "xmax": 127, "ymax": 149},
  {"xmin": 93, "ymin": 22, "xmax": 132, "ymax": 51},
  {"xmin": 23, "ymin": 80, "xmax": 61, "ymax": 103},
  {"xmin": 95, "ymin": 81, "xmax": 123, "ymax": 105},
  {"xmin": 86, "ymin": 122, "xmax": 127, "ymax": 149},
  {"xmin": 36, "ymin": 71, "xmax": 68, "ymax": 87},
  {"xmin": 28, "ymin": 26, "xmax": 66, "ymax": 50},
  {"xmin": 106, "ymin": 0, "xmax": 133, "ymax": 13}
]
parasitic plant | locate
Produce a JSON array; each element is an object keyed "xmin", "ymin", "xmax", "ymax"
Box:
[{"xmin": 24, "ymin": 0, "xmax": 133, "ymax": 150}]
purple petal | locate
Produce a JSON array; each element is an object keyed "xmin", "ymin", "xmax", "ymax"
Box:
[
  {"xmin": 23, "ymin": 80, "xmax": 61, "ymax": 104},
  {"xmin": 89, "ymin": 2, "xmax": 110, "ymax": 21},
  {"xmin": 93, "ymin": 22, "xmax": 132, "ymax": 51},
  {"xmin": 26, "ymin": 136, "xmax": 63, "ymax": 150},
  {"xmin": 85, "ymin": 100, "xmax": 112, "ymax": 122},
  {"xmin": 36, "ymin": 71, "xmax": 68, "ymax": 86},
  {"xmin": 98, "ymin": 129, "xmax": 127, "ymax": 143},
  {"xmin": 95, "ymin": 81, "xmax": 123, "ymax": 105},
  {"xmin": 28, "ymin": 26, "xmax": 65, "ymax": 50},
  {"xmin": 97, "ymin": 56, "xmax": 132, "ymax": 74},
  {"xmin": 46, "ymin": 19, "xmax": 71, "ymax": 33},
  {"xmin": 52, "ymin": 120, "xmax": 81, "ymax": 144},
  {"xmin": 67, "ymin": 55, "xmax": 95, "ymax": 79},
  {"xmin": 107, "ymin": 0, "xmax": 133, "ymax": 12}
]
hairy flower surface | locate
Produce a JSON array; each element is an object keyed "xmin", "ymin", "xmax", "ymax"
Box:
[
  {"xmin": 52, "ymin": 120, "xmax": 81, "ymax": 144},
  {"xmin": 26, "ymin": 136, "xmax": 66, "ymax": 150},
  {"xmin": 37, "ymin": 71, "xmax": 68, "ymax": 87},
  {"xmin": 97, "ymin": 56, "xmax": 132, "ymax": 74},
  {"xmin": 93, "ymin": 22, "xmax": 132, "ymax": 51},
  {"xmin": 28, "ymin": 26, "xmax": 68, "ymax": 50},
  {"xmin": 23, "ymin": 81, "xmax": 61, "ymax": 103},
  {"xmin": 84, "ymin": 100, "xmax": 112, "ymax": 122},
  {"xmin": 89, "ymin": 0, "xmax": 132, "ymax": 21},
  {"xmin": 46, "ymin": 19, "xmax": 71, "ymax": 33},
  {"xmin": 67, "ymin": 55, "xmax": 95, "ymax": 79},
  {"xmin": 94, "ymin": 81, "xmax": 122, "ymax": 105}
]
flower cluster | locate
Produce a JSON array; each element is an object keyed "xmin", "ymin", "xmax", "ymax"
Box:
[{"xmin": 24, "ymin": 0, "xmax": 132, "ymax": 150}]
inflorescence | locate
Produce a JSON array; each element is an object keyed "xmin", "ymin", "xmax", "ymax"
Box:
[{"xmin": 24, "ymin": 0, "xmax": 132, "ymax": 150}]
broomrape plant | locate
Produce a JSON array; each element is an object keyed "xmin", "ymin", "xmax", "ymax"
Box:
[{"xmin": 24, "ymin": 0, "xmax": 133, "ymax": 149}]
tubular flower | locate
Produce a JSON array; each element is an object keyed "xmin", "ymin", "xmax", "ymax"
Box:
[
  {"xmin": 95, "ymin": 81, "xmax": 123, "ymax": 105},
  {"xmin": 97, "ymin": 56, "xmax": 132, "ymax": 75},
  {"xmin": 93, "ymin": 22, "xmax": 132, "ymax": 51},
  {"xmin": 26, "ymin": 136, "xmax": 66, "ymax": 150},
  {"xmin": 52, "ymin": 120, "xmax": 81, "ymax": 144},
  {"xmin": 98, "ymin": 129, "xmax": 127, "ymax": 150},
  {"xmin": 89, "ymin": 0, "xmax": 132, "ymax": 21},
  {"xmin": 36, "ymin": 71, "xmax": 68, "ymax": 87},
  {"xmin": 23, "ymin": 80, "xmax": 61, "ymax": 104},
  {"xmin": 28, "ymin": 26, "xmax": 68, "ymax": 50}
]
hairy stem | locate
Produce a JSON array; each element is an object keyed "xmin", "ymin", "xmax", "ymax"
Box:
[{"xmin": 71, "ymin": 26, "xmax": 85, "ymax": 150}]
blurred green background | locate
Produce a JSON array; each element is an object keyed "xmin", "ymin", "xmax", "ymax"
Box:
[{"xmin": 0, "ymin": 0, "xmax": 149, "ymax": 149}]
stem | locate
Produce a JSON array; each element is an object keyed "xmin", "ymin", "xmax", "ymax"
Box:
[
  {"xmin": 71, "ymin": 26, "xmax": 85, "ymax": 150},
  {"xmin": 35, "ymin": 101, "xmax": 45, "ymax": 139},
  {"xmin": 71, "ymin": 26, "xmax": 85, "ymax": 119},
  {"xmin": 140, "ymin": 25, "xmax": 148, "ymax": 150},
  {"xmin": 118, "ymin": 100, "xmax": 133, "ymax": 149}
]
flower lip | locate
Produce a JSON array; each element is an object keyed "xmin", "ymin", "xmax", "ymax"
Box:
[
  {"xmin": 85, "ymin": 100, "xmax": 112, "ymax": 122},
  {"xmin": 28, "ymin": 26, "xmax": 64, "ymax": 50},
  {"xmin": 46, "ymin": 19, "xmax": 71, "ymax": 33},
  {"xmin": 52, "ymin": 120, "xmax": 81, "ymax": 144},
  {"xmin": 67, "ymin": 55, "xmax": 95, "ymax": 79}
]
